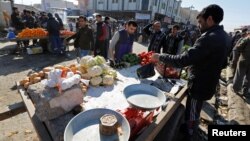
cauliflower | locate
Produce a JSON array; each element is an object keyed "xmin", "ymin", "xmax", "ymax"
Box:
[
  {"xmin": 94, "ymin": 56, "xmax": 106, "ymax": 65},
  {"xmin": 106, "ymin": 69, "xmax": 117, "ymax": 79},
  {"xmin": 80, "ymin": 56, "xmax": 96, "ymax": 68},
  {"xmin": 100, "ymin": 64, "xmax": 111, "ymax": 74},
  {"xmin": 102, "ymin": 75, "xmax": 114, "ymax": 86},
  {"xmin": 87, "ymin": 65, "xmax": 103, "ymax": 77},
  {"xmin": 90, "ymin": 76, "xmax": 102, "ymax": 86}
]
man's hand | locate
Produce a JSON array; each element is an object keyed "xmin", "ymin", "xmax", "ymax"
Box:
[{"xmin": 151, "ymin": 53, "xmax": 160, "ymax": 63}]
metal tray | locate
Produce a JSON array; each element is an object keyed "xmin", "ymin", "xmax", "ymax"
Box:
[
  {"xmin": 64, "ymin": 108, "xmax": 130, "ymax": 141},
  {"xmin": 123, "ymin": 84, "xmax": 167, "ymax": 110}
]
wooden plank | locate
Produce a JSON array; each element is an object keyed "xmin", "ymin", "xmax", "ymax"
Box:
[
  {"xmin": 136, "ymin": 85, "xmax": 187, "ymax": 141},
  {"xmin": 16, "ymin": 82, "xmax": 53, "ymax": 141}
]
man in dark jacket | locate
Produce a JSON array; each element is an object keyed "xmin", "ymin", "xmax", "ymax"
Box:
[
  {"xmin": 47, "ymin": 13, "xmax": 63, "ymax": 54},
  {"xmin": 66, "ymin": 16, "xmax": 94, "ymax": 57},
  {"xmin": 152, "ymin": 5, "xmax": 230, "ymax": 140},
  {"xmin": 11, "ymin": 7, "xmax": 24, "ymax": 48},
  {"xmin": 104, "ymin": 17, "xmax": 112, "ymax": 59},
  {"xmin": 143, "ymin": 21, "xmax": 166, "ymax": 53},
  {"xmin": 163, "ymin": 24, "xmax": 184, "ymax": 55},
  {"xmin": 55, "ymin": 13, "xmax": 64, "ymax": 30},
  {"xmin": 94, "ymin": 14, "xmax": 107, "ymax": 58}
]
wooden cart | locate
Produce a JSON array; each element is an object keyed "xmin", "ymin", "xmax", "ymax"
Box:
[{"xmin": 17, "ymin": 67, "xmax": 187, "ymax": 141}]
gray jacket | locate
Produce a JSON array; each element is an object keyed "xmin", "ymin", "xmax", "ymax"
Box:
[{"xmin": 235, "ymin": 36, "xmax": 250, "ymax": 61}]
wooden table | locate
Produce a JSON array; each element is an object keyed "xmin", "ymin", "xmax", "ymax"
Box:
[{"xmin": 17, "ymin": 81, "xmax": 187, "ymax": 141}]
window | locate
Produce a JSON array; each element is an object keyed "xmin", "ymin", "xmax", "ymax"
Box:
[
  {"xmin": 162, "ymin": 3, "xmax": 165, "ymax": 9},
  {"xmin": 129, "ymin": 0, "xmax": 136, "ymax": 3},
  {"xmin": 98, "ymin": 0, "xmax": 104, "ymax": 4},
  {"xmin": 112, "ymin": 0, "xmax": 118, "ymax": 3},
  {"xmin": 154, "ymin": 0, "xmax": 158, "ymax": 6}
]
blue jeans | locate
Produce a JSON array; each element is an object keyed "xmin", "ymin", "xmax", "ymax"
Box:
[
  {"xmin": 78, "ymin": 48, "xmax": 89, "ymax": 57},
  {"xmin": 49, "ymin": 35, "xmax": 63, "ymax": 54}
]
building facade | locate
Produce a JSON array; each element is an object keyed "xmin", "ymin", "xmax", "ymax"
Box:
[
  {"xmin": 41, "ymin": 0, "xmax": 78, "ymax": 11},
  {"xmin": 79, "ymin": 0, "xmax": 182, "ymax": 24},
  {"xmin": 179, "ymin": 7, "xmax": 199, "ymax": 25}
]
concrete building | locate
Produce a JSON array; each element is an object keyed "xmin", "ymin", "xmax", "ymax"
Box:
[
  {"xmin": 179, "ymin": 7, "xmax": 199, "ymax": 25},
  {"xmin": 41, "ymin": 0, "xmax": 78, "ymax": 11},
  {"xmin": 0, "ymin": 1, "xmax": 11, "ymax": 27},
  {"xmin": 79, "ymin": 0, "xmax": 182, "ymax": 23},
  {"xmin": 152, "ymin": 0, "xmax": 181, "ymax": 24}
]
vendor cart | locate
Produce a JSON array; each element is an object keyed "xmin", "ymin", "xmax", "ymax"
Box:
[{"xmin": 17, "ymin": 65, "xmax": 187, "ymax": 141}]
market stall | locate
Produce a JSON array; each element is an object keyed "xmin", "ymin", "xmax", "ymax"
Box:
[
  {"xmin": 16, "ymin": 55, "xmax": 188, "ymax": 141},
  {"xmin": 0, "ymin": 28, "xmax": 75, "ymax": 54}
]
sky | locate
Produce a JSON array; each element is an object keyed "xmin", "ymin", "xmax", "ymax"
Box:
[
  {"xmin": 181, "ymin": 0, "xmax": 250, "ymax": 32},
  {"xmin": 14, "ymin": 0, "xmax": 250, "ymax": 32}
]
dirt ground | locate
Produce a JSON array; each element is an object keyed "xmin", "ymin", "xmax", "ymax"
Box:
[{"xmin": 0, "ymin": 42, "xmax": 147, "ymax": 141}]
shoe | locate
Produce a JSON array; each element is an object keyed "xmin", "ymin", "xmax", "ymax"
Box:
[{"xmin": 243, "ymin": 93, "xmax": 250, "ymax": 99}]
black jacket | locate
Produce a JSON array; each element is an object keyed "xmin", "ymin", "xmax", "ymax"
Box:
[
  {"xmin": 143, "ymin": 24, "xmax": 166, "ymax": 53},
  {"xmin": 66, "ymin": 26, "xmax": 94, "ymax": 50},
  {"xmin": 159, "ymin": 25, "xmax": 230, "ymax": 100},
  {"xmin": 47, "ymin": 17, "xmax": 60, "ymax": 36},
  {"xmin": 11, "ymin": 13, "xmax": 24, "ymax": 30},
  {"xmin": 163, "ymin": 34, "xmax": 183, "ymax": 55}
]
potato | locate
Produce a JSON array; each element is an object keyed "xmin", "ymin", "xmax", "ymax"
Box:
[
  {"xmin": 29, "ymin": 73, "xmax": 39, "ymax": 79},
  {"xmin": 38, "ymin": 71, "xmax": 45, "ymax": 78},
  {"xmin": 33, "ymin": 77, "xmax": 41, "ymax": 83},
  {"xmin": 20, "ymin": 77, "xmax": 30, "ymax": 86},
  {"xmin": 54, "ymin": 65, "xmax": 64, "ymax": 70},
  {"xmin": 24, "ymin": 82, "xmax": 31, "ymax": 89},
  {"xmin": 43, "ymin": 67, "xmax": 54, "ymax": 73},
  {"xmin": 70, "ymin": 66, "xmax": 77, "ymax": 73},
  {"xmin": 69, "ymin": 64, "xmax": 76, "ymax": 68}
]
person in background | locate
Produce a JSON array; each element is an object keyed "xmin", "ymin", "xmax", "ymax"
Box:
[
  {"xmin": 47, "ymin": 13, "xmax": 63, "ymax": 55},
  {"xmin": 68, "ymin": 19, "xmax": 74, "ymax": 32},
  {"xmin": 228, "ymin": 30, "xmax": 248, "ymax": 82},
  {"xmin": 104, "ymin": 17, "xmax": 112, "ymax": 59},
  {"xmin": 143, "ymin": 21, "xmax": 166, "ymax": 53},
  {"xmin": 25, "ymin": 11, "xmax": 36, "ymax": 45},
  {"xmin": 66, "ymin": 16, "xmax": 94, "ymax": 58},
  {"xmin": 163, "ymin": 25, "xmax": 184, "ymax": 55},
  {"xmin": 232, "ymin": 32, "xmax": 250, "ymax": 98},
  {"xmin": 94, "ymin": 14, "xmax": 107, "ymax": 57},
  {"xmin": 39, "ymin": 12, "xmax": 48, "ymax": 28},
  {"xmin": 55, "ymin": 13, "xmax": 64, "ymax": 30},
  {"xmin": 109, "ymin": 21, "xmax": 138, "ymax": 61},
  {"xmin": 11, "ymin": 7, "xmax": 24, "ymax": 48},
  {"xmin": 151, "ymin": 5, "xmax": 230, "ymax": 141},
  {"xmin": 21, "ymin": 9, "xmax": 29, "ymax": 46}
]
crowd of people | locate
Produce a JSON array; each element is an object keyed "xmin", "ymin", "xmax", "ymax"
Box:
[{"xmin": 10, "ymin": 7, "xmax": 65, "ymax": 54}]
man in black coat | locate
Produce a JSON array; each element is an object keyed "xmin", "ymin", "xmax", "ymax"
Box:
[
  {"xmin": 152, "ymin": 5, "xmax": 230, "ymax": 140},
  {"xmin": 94, "ymin": 14, "xmax": 107, "ymax": 58},
  {"xmin": 11, "ymin": 7, "xmax": 24, "ymax": 48},
  {"xmin": 143, "ymin": 21, "xmax": 166, "ymax": 53},
  {"xmin": 47, "ymin": 13, "xmax": 63, "ymax": 54}
]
